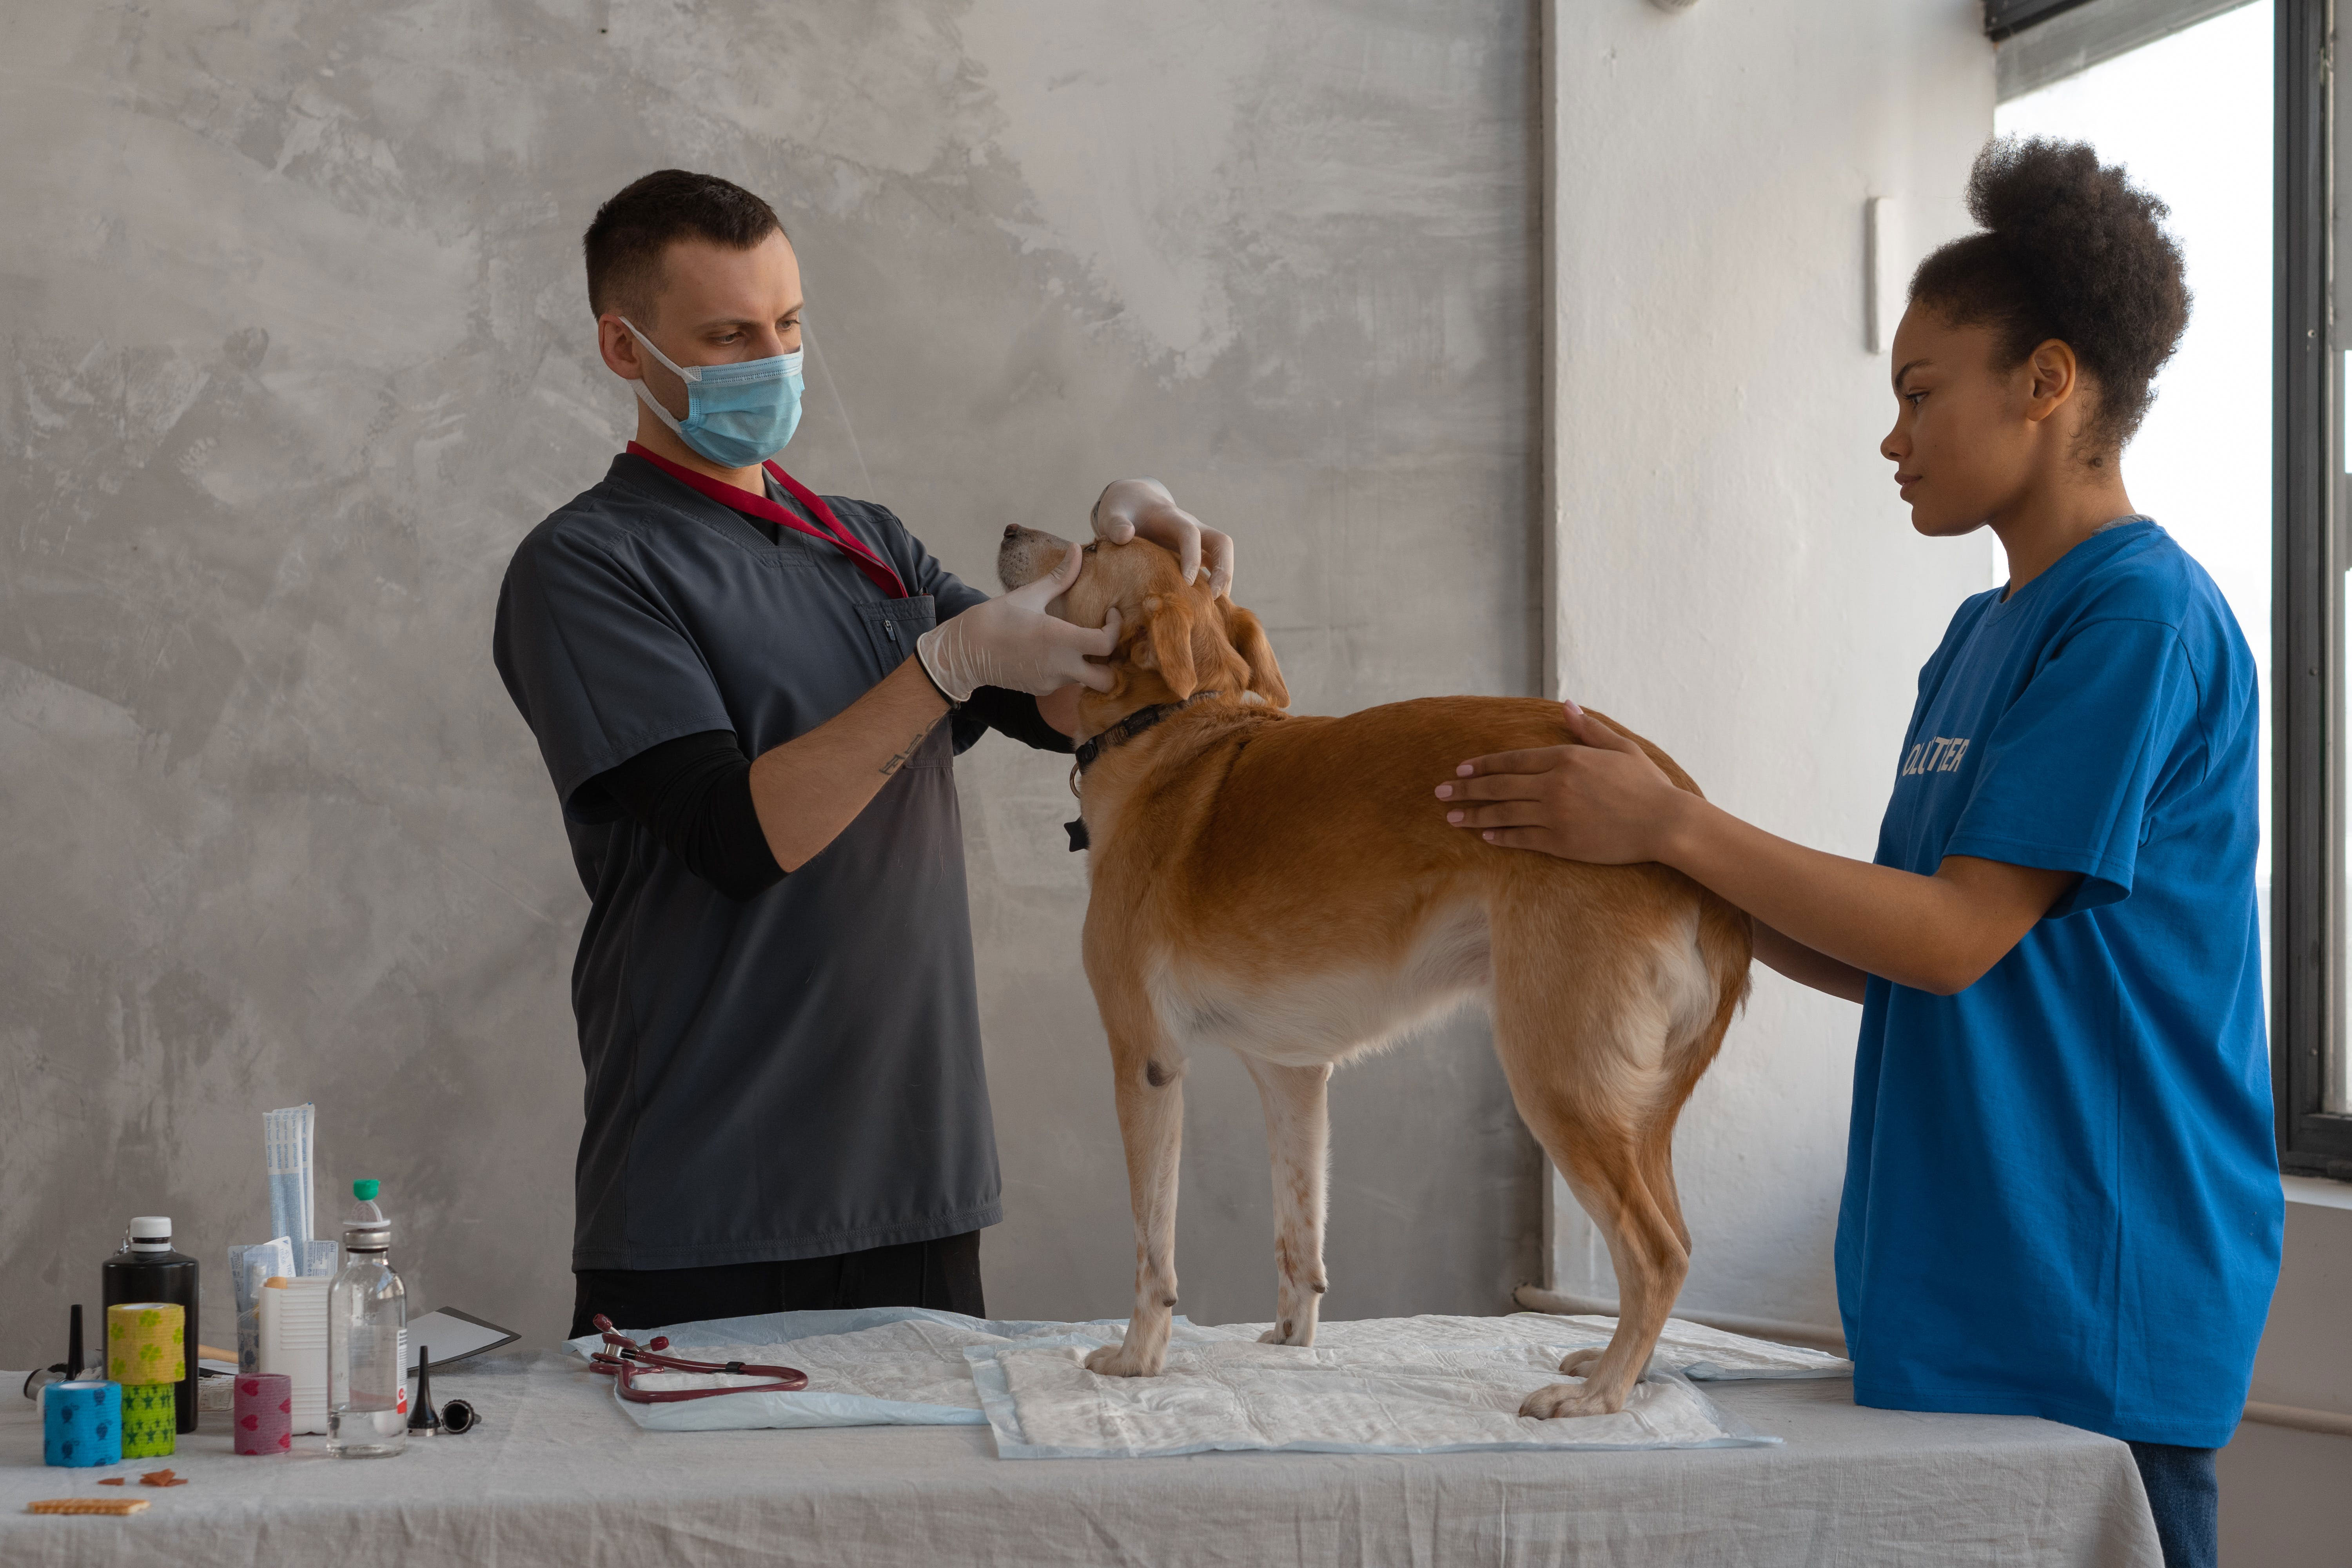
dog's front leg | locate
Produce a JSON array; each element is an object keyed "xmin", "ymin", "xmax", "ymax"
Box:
[
  {"xmin": 1083, "ymin": 1030, "xmax": 1186, "ymax": 1379},
  {"xmin": 1245, "ymin": 1059, "xmax": 1332, "ymax": 1346}
]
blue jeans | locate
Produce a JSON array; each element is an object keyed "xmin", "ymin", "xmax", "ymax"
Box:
[{"xmin": 2129, "ymin": 1442, "xmax": 2216, "ymax": 1568}]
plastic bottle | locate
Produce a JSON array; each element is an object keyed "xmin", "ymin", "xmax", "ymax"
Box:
[
  {"xmin": 326, "ymin": 1180, "xmax": 407, "ymax": 1458},
  {"xmin": 101, "ymin": 1216, "xmax": 200, "ymax": 1434}
]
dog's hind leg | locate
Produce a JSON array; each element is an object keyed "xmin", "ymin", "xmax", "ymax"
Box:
[
  {"xmin": 1524, "ymin": 1118, "xmax": 1686, "ymax": 1417},
  {"xmin": 1641, "ymin": 928, "xmax": 1746, "ymax": 1263},
  {"xmin": 1638, "ymin": 1118, "xmax": 1692, "ymax": 1256},
  {"xmin": 1244, "ymin": 1058, "xmax": 1332, "ymax": 1347},
  {"xmin": 1082, "ymin": 995, "xmax": 1189, "ymax": 1379},
  {"xmin": 1488, "ymin": 914, "xmax": 1693, "ymax": 1419}
]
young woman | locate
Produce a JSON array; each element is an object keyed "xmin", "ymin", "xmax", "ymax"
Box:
[{"xmin": 1437, "ymin": 138, "xmax": 2279, "ymax": 1568}]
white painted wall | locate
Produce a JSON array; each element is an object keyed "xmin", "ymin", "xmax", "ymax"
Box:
[{"xmin": 1542, "ymin": 0, "xmax": 1996, "ymax": 1328}]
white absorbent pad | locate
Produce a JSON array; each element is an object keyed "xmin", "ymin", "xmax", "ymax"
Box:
[
  {"xmin": 562, "ymin": 1307, "xmax": 1846, "ymax": 1437},
  {"xmin": 968, "ymin": 1340, "xmax": 1770, "ymax": 1459},
  {"xmin": 1292, "ymin": 1313, "xmax": 1850, "ymax": 1381}
]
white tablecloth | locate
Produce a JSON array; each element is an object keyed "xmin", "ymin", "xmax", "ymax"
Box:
[{"xmin": 0, "ymin": 1349, "xmax": 2162, "ymax": 1566}]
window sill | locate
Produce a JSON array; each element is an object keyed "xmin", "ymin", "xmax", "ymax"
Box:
[{"xmin": 2283, "ymin": 1174, "xmax": 2352, "ymax": 1211}]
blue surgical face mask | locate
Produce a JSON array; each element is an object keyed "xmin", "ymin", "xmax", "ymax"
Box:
[{"xmin": 622, "ymin": 318, "xmax": 804, "ymax": 468}]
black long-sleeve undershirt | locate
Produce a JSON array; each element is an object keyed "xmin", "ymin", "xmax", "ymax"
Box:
[
  {"xmin": 953, "ymin": 683, "xmax": 1078, "ymax": 756},
  {"xmin": 588, "ymin": 686, "xmax": 1072, "ymax": 901},
  {"xmin": 592, "ymin": 730, "xmax": 779, "ymax": 900}
]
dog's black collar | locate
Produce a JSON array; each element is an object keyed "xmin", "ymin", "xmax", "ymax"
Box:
[
  {"xmin": 1072, "ymin": 691, "xmax": 1224, "ymax": 777},
  {"xmin": 1064, "ymin": 691, "xmax": 1223, "ymax": 852}
]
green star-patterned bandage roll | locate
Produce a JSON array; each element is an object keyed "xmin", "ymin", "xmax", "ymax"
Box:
[
  {"xmin": 121, "ymin": 1381, "xmax": 176, "ymax": 1459},
  {"xmin": 106, "ymin": 1301, "xmax": 185, "ymax": 1386}
]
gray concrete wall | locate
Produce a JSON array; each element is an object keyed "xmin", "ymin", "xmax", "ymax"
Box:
[{"xmin": 0, "ymin": 0, "xmax": 1539, "ymax": 1359}]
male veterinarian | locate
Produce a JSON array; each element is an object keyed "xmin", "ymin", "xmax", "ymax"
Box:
[{"xmin": 493, "ymin": 169, "xmax": 1233, "ymax": 1338}]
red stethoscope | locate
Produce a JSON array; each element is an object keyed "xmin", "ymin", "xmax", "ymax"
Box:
[{"xmin": 586, "ymin": 1314, "xmax": 810, "ymax": 1404}]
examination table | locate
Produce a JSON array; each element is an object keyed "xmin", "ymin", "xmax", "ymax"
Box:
[{"xmin": 0, "ymin": 1347, "xmax": 2164, "ymax": 1565}]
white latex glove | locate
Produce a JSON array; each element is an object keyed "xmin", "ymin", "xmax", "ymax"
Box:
[
  {"xmin": 915, "ymin": 544, "xmax": 1123, "ymax": 702},
  {"xmin": 1093, "ymin": 478, "xmax": 1236, "ymax": 601}
]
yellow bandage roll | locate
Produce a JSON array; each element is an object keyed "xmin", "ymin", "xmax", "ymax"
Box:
[{"xmin": 106, "ymin": 1302, "xmax": 185, "ymax": 1386}]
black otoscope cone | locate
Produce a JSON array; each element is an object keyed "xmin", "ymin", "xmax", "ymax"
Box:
[{"xmin": 408, "ymin": 1345, "xmax": 441, "ymax": 1434}]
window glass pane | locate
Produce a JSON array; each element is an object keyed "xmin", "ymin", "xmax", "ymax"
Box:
[{"xmin": 1996, "ymin": 2, "xmax": 2279, "ymax": 1061}]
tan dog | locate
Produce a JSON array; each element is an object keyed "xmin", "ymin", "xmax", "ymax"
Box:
[{"xmin": 1000, "ymin": 524, "xmax": 1751, "ymax": 1418}]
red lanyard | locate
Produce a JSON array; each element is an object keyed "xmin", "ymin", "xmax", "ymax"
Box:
[{"xmin": 625, "ymin": 441, "xmax": 908, "ymax": 599}]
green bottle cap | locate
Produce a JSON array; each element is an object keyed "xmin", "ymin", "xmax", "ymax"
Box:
[{"xmin": 353, "ymin": 1179, "xmax": 381, "ymax": 1201}]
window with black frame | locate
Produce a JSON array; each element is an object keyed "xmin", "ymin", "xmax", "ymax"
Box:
[
  {"xmin": 1989, "ymin": 0, "xmax": 2352, "ymax": 1179},
  {"xmin": 2276, "ymin": 0, "xmax": 2352, "ymax": 1175}
]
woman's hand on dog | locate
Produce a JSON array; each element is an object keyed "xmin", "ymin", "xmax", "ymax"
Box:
[
  {"xmin": 1092, "ymin": 478, "xmax": 1236, "ymax": 600},
  {"xmin": 1436, "ymin": 701, "xmax": 1690, "ymax": 864}
]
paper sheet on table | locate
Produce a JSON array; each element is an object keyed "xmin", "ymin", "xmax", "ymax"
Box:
[
  {"xmin": 563, "ymin": 1307, "xmax": 1845, "ymax": 1434},
  {"xmin": 967, "ymin": 1339, "xmax": 1771, "ymax": 1458}
]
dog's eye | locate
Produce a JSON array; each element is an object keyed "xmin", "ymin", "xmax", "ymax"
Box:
[{"xmin": 1083, "ymin": 542, "xmax": 1098, "ymax": 554}]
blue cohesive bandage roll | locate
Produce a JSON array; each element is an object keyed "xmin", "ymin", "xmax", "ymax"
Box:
[{"xmin": 43, "ymin": 1381, "xmax": 123, "ymax": 1468}]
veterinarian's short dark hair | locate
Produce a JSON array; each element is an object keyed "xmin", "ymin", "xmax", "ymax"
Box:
[
  {"xmin": 583, "ymin": 170, "xmax": 786, "ymax": 324},
  {"xmin": 1909, "ymin": 136, "xmax": 2190, "ymax": 457}
]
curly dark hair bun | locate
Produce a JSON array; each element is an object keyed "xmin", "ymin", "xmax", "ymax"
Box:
[{"xmin": 1909, "ymin": 136, "xmax": 2190, "ymax": 454}]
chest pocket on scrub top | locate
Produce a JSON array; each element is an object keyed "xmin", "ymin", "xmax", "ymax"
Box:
[{"xmin": 856, "ymin": 596, "xmax": 949, "ymax": 770}]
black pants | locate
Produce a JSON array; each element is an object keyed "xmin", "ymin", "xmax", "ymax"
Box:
[
  {"xmin": 2129, "ymin": 1441, "xmax": 2217, "ymax": 1568},
  {"xmin": 570, "ymin": 1230, "xmax": 985, "ymax": 1339}
]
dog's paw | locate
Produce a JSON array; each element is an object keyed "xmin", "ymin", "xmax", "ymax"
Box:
[
  {"xmin": 1519, "ymin": 1378, "xmax": 1627, "ymax": 1420},
  {"xmin": 1555, "ymin": 1347, "xmax": 1606, "ymax": 1378},
  {"xmin": 1083, "ymin": 1343, "xmax": 1164, "ymax": 1378},
  {"xmin": 1256, "ymin": 1318, "xmax": 1314, "ymax": 1347}
]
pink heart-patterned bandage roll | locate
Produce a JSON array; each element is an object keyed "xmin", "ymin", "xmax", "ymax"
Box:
[{"xmin": 233, "ymin": 1373, "xmax": 294, "ymax": 1455}]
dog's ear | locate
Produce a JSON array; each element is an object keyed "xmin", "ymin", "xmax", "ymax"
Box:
[
  {"xmin": 1221, "ymin": 601, "xmax": 1287, "ymax": 709},
  {"xmin": 1129, "ymin": 593, "xmax": 1199, "ymax": 699}
]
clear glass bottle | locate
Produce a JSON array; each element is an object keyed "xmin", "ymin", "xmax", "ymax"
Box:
[{"xmin": 327, "ymin": 1180, "xmax": 407, "ymax": 1458}]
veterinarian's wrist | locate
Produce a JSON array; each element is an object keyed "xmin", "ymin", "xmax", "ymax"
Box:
[
  {"xmin": 913, "ymin": 622, "xmax": 978, "ymax": 703},
  {"xmin": 907, "ymin": 646, "xmax": 963, "ymax": 709},
  {"xmin": 1647, "ymin": 788, "xmax": 1711, "ymax": 871}
]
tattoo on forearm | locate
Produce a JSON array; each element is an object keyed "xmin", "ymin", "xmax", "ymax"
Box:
[{"xmin": 879, "ymin": 714, "xmax": 945, "ymax": 777}]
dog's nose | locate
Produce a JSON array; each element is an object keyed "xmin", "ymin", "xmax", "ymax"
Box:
[{"xmin": 1003, "ymin": 524, "xmax": 1022, "ymax": 540}]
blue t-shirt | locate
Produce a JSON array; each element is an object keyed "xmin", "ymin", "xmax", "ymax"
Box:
[{"xmin": 1837, "ymin": 518, "xmax": 2282, "ymax": 1449}]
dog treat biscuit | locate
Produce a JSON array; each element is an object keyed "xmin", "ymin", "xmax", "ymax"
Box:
[{"xmin": 25, "ymin": 1497, "xmax": 152, "ymax": 1515}]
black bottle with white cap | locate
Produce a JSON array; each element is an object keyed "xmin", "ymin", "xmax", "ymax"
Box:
[{"xmin": 101, "ymin": 1216, "xmax": 201, "ymax": 1434}]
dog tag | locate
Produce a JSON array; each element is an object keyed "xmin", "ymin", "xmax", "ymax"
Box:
[{"xmin": 1064, "ymin": 817, "xmax": 1090, "ymax": 852}]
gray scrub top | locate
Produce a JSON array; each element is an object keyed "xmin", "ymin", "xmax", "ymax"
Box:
[{"xmin": 493, "ymin": 451, "xmax": 1016, "ymax": 1271}]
